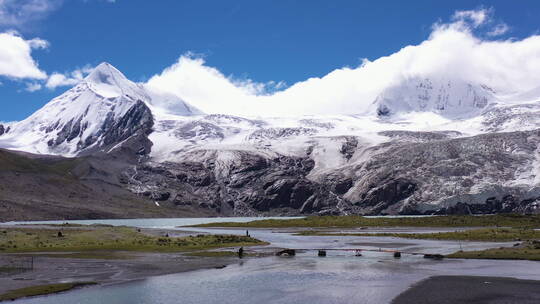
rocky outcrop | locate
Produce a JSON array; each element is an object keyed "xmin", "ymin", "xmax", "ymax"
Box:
[
  {"xmin": 47, "ymin": 100, "xmax": 154, "ymax": 156},
  {"xmin": 346, "ymin": 129, "xmax": 540, "ymax": 215},
  {"xmin": 0, "ymin": 124, "xmax": 4, "ymax": 136},
  {"xmin": 112, "ymin": 126, "xmax": 540, "ymax": 217},
  {"xmin": 428, "ymin": 195, "xmax": 540, "ymax": 215},
  {"xmin": 123, "ymin": 151, "xmax": 354, "ymax": 216}
]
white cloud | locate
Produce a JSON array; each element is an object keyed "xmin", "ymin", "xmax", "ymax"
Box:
[
  {"xmin": 45, "ymin": 65, "xmax": 93, "ymax": 89},
  {"xmin": 452, "ymin": 8, "xmax": 490, "ymax": 28},
  {"xmin": 24, "ymin": 82, "xmax": 41, "ymax": 92},
  {"xmin": 487, "ymin": 23, "xmax": 510, "ymax": 37},
  {"xmin": 0, "ymin": 0, "xmax": 62, "ymax": 28},
  {"xmin": 0, "ymin": 31, "xmax": 47, "ymax": 79},
  {"xmin": 145, "ymin": 9, "xmax": 540, "ymax": 117}
]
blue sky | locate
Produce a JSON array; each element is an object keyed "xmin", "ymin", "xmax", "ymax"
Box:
[{"xmin": 1, "ymin": 0, "xmax": 540, "ymax": 120}]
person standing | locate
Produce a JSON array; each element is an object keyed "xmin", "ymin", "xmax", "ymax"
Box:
[{"xmin": 238, "ymin": 247, "xmax": 244, "ymax": 259}]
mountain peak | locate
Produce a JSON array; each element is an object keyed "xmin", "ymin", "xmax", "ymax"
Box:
[
  {"xmin": 373, "ymin": 76, "xmax": 495, "ymax": 118},
  {"xmin": 82, "ymin": 62, "xmax": 146, "ymax": 99},
  {"xmin": 85, "ymin": 62, "xmax": 127, "ymax": 85}
]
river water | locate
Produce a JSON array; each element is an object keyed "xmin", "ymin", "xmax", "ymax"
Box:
[{"xmin": 6, "ymin": 217, "xmax": 540, "ymax": 304}]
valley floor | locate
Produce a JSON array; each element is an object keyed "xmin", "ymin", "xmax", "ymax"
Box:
[
  {"xmin": 1, "ymin": 216, "xmax": 540, "ymax": 302},
  {"xmin": 0, "ymin": 225, "xmax": 267, "ymax": 301}
]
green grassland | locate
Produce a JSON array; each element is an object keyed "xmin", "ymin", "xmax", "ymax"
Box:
[
  {"xmin": 297, "ymin": 228, "xmax": 540, "ymax": 242},
  {"xmin": 448, "ymin": 241, "xmax": 540, "ymax": 261},
  {"xmin": 0, "ymin": 226, "xmax": 266, "ymax": 253},
  {"xmin": 193, "ymin": 214, "xmax": 540, "ymax": 229},
  {"xmin": 0, "ymin": 282, "xmax": 96, "ymax": 301}
]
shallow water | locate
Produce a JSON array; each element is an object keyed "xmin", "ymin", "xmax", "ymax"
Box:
[
  {"xmin": 1, "ymin": 217, "xmax": 302, "ymax": 229},
  {"xmin": 6, "ymin": 218, "xmax": 540, "ymax": 304},
  {"xmin": 12, "ymin": 254, "xmax": 540, "ymax": 304}
]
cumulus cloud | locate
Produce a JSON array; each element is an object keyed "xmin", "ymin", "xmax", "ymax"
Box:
[
  {"xmin": 145, "ymin": 8, "xmax": 540, "ymax": 117},
  {"xmin": 45, "ymin": 65, "xmax": 94, "ymax": 89},
  {"xmin": 0, "ymin": 0, "xmax": 62, "ymax": 28},
  {"xmin": 0, "ymin": 31, "xmax": 47, "ymax": 79}
]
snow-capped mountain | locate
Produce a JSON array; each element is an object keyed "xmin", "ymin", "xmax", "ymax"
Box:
[
  {"xmin": 0, "ymin": 63, "xmax": 199, "ymax": 156},
  {"xmin": 372, "ymin": 77, "xmax": 495, "ymax": 118},
  {"xmin": 0, "ymin": 62, "xmax": 539, "ymax": 218}
]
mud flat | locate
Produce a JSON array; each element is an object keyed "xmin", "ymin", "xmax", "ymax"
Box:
[
  {"xmin": 0, "ymin": 252, "xmax": 241, "ymax": 298},
  {"xmin": 392, "ymin": 275, "xmax": 540, "ymax": 304}
]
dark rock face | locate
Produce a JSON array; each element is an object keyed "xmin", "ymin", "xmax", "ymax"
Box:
[
  {"xmin": 377, "ymin": 104, "xmax": 391, "ymax": 117},
  {"xmin": 346, "ymin": 129, "xmax": 540, "ymax": 215},
  {"xmin": 123, "ymin": 151, "xmax": 353, "ymax": 216},
  {"xmin": 115, "ymin": 127, "xmax": 540, "ymax": 216},
  {"xmin": 0, "ymin": 124, "xmax": 4, "ymax": 136},
  {"xmin": 47, "ymin": 100, "xmax": 154, "ymax": 157},
  {"xmin": 340, "ymin": 137, "xmax": 358, "ymax": 160},
  {"xmin": 428, "ymin": 195, "xmax": 540, "ymax": 215},
  {"xmin": 356, "ymin": 179, "xmax": 417, "ymax": 214},
  {"xmin": 100, "ymin": 101, "xmax": 153, "ymax": 147}
]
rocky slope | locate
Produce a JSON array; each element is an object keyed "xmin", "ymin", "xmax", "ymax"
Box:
[
  {"xmin": 0, "ymin": 149, "xmax": 211, "ymax": 221},
  {"xmin": 0, "ymin": 63, "xmax": 539, "ymax": 219}
]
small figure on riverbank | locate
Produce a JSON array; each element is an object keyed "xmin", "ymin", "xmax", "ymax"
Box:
[
  {"xmin": 238, "ymin": 247, "xmax": 244, "ymax": 259},
  {"xmin": 246, "ymin": 230, "xmax": 250, "ymax": 237},
  {"xmin": 57, "ymin": 231, "xmax": 63, "ymax": 238}
]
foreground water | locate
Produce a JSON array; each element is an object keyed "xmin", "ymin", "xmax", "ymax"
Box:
[{"xmin": 7, "ymin": 218, "xmax": 540, "ymax": 304}]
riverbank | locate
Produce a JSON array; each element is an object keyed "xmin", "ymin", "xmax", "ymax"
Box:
[
  {"xmin": 0, "ymin": 251, "xmax": 248, "ymax": 301},
  {"xmin": 0, "ymin": 224, "xmax": 265, "ymax": 253},
  {"xmin": 392, "ymin": 275, "xmax": 540, "ymax": 304},
  {"xmin": 447, "ymin": 241, "xmax": 540, "ymax": 261},
  {"xmin": 0, "ymin": 224, "xmax": 268, "ymax": 301},
  {"xmin": 294, "ymin": 228, "xmax": 540, "ymax": 261}
]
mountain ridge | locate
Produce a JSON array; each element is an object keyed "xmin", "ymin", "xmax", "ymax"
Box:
[{"xmin": 0, "ymin": 62, "xmax": 539, "ymax": 219}]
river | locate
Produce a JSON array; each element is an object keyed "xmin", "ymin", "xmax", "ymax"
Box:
[{"xmin": 5, "ymin": 217, "xmax": 540, "ymax": 304}]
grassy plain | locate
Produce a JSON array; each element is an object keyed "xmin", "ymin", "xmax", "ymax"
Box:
[
  {"xmin": 0, "ymin": 226, "xmax": 266, "ymax": 253},
  {"xmin": 192, "ymin": 214, "xmax": 540, "ymax": 229},
  {"xmin": 296, "ymin": 228, "xmax": 540, "ymax": 242}
]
